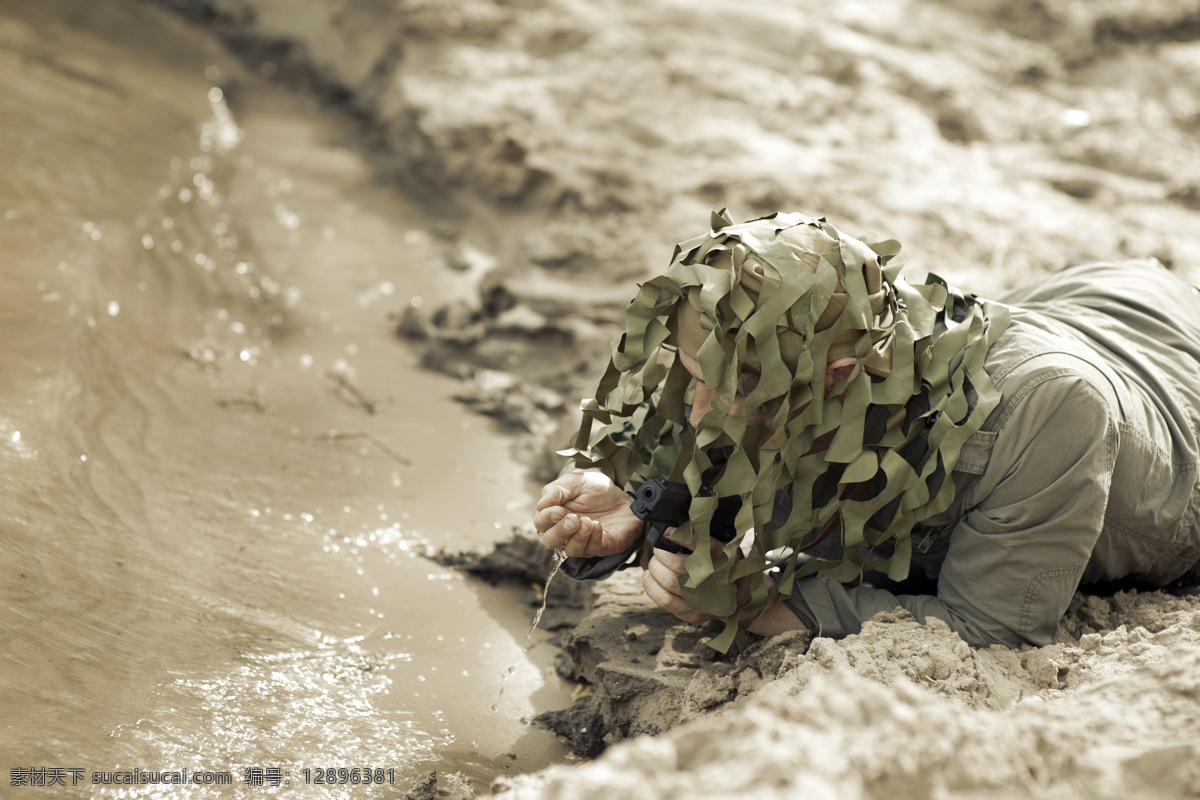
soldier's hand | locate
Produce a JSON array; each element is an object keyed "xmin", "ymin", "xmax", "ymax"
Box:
[
  {"xmin": 642, "ymin": 548, "xmax": 716, "ymax": 625},
  {"xmin": 533, "ymin": 472, "xmax": 642, "ymax": 558},
  {"xmin": 645, "ymin": 546, "xmax": 807, "ymax": 635}
]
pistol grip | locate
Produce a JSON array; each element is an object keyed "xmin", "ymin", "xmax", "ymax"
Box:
[{"xmin": 646, "ymin": 521, "xmax": 691, "ymax": 554}]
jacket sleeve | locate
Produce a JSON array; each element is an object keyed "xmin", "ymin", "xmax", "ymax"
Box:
[
  {"xmin": 787, "ymin": 373, "xmax": 1118, "ymax": 647},
  {"xmin": 561, "ymin": 545, "xmax": 641, "ymax": 580}
]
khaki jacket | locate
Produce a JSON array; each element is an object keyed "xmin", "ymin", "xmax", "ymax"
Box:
[{"xmin": 790, "ymin": 260, "xmax": 1200, "ymax": 646}]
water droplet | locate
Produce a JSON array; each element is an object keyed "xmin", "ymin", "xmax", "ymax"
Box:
[
  {"xmin": 1062, "ymin": 108, "xmax": 1091, "ymax": 127},
  {"xmin": 274, "ymin": 204, "xmax": 300, "ymax": 229},
  {"xmin": 141, "ymin": 234, "xmax": 154, "ymax": 249},
  {"xmin": 107, "ymin": 301, "xmax": 120, "ymax": 317}
]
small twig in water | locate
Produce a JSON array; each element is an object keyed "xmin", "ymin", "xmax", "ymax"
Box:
[
  {"xmin": 324, "ymin": 370, "xmax": 380, "ymax": 414},
  {"xmin": 310, "ymin": 430, "xmax": 412, "ymax": 466},
  {"xmin": 217, "ymin": 395, "xmax": 275, "ymax": 414}
]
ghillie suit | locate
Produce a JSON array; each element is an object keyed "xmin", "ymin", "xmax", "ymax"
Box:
[{"xmin": 562, "ymin": 211, "xmax": 1010, "ymax": 651}]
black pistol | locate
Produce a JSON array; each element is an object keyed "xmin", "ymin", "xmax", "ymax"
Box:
[{"xmin": 630, "ymin": 478, "xmax": 739, "ymax": 554}]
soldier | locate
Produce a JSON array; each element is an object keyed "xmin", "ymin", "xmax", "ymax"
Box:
[{"xmin": 533, "ymin": 211, "xmax": 1200, "ymax": 652}]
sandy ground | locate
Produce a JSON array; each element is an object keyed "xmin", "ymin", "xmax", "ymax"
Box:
[{"xmin": 155, "ymin": 0, "xmax": 1200, "ymax": 796}]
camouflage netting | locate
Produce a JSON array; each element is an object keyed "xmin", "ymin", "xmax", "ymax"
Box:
[{"xmin": 561, "ymin": 211, "xmax": 1010, "ymax": 651}]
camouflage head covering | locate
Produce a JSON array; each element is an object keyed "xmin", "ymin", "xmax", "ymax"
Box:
[{"xmin": 561, "ymin": 210, "xmax": 1010, "ymax": 651}]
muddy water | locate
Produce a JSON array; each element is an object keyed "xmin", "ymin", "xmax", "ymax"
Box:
[{"xmin": 0, "ymin": 1, "xmax": 570, "ymax": 795}]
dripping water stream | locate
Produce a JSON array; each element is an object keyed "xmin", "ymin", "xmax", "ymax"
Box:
[
  {"xmin": 528, "ymin": 551, "xmax": 570, "ymax": 640},
  {"xmin": 493, "ymin": 550, "xmax": 568, "ymax": 714}
]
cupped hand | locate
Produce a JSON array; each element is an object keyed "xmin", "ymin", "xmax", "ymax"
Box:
[{"xmin": 533, "ymin": 472, "xmax": 642, "ymax": 558}]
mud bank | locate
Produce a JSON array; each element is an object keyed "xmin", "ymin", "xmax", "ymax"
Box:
[
  {"xmin": 501, "ymin": 595, "xmax": 1200, "ymax": 800},
  {"xmin": 540, "ymin": 570, "xmax": 1200, "ymax": 744},
  {"xmin": 152, "ymin": 0, "xmax": 1200, "ymax": 797}
]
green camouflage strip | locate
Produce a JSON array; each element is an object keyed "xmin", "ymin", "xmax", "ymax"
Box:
[{"xmin": 560, "ymin": 211, "xmax": 1010, "ymax": 652}]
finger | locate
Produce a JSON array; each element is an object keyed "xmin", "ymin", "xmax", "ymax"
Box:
[
  {"xmin": 645, "ymin": 554, "xmax": 683, "ymax": 596},
  {"xmin": 651, "ymin": 548, "xmax": 689, "ymax": 574},
  {"xmin": 532, "ymin": 505, "xmax": 566, "ymax": 536},
  {"xmin": 568, "ymin": 518, "xmax": 607, "ymax": 558},
  {"xmin": 581, "ymin": 516, "xmax": 604, "ymax": 542},
  {"xmin": 535, "ymin": 481, "xmax": 571, "ymax": 512},
  {"xmin": 540, "ymin": 511, "xmax": 580, "ymax": 551},
  {"xmin": 642, "ymin": 570, "xmax": 712, "ymax": 624},
  {"xmin": 642, "ymin": 568, "xmax": 678, "ymax": 609},
  {"xmin": 569, "ymin": 515, "xmax": 613, "ymax": 558},
  {"xmin": 545, "ymin": 513, "xmax": 603, "ymax": 557}
]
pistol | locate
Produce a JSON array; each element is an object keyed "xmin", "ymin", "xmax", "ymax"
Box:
[{"xmin": 630, "ymin": 478, "xmax": 740, "ymax": 554}]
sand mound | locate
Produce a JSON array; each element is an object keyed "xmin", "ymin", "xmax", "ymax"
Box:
[{"xmin": 502, "ymin": 590, "xmax": 1200, "ymax": 799}]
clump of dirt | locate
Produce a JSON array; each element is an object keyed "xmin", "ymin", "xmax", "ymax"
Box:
[
  {"xmin": 402, "ymin": 770, "xmax": 474, "ymax": 800},
  {"xmin": 532, "ymin": 695, "xmax": 606, "ymax": 759}
]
